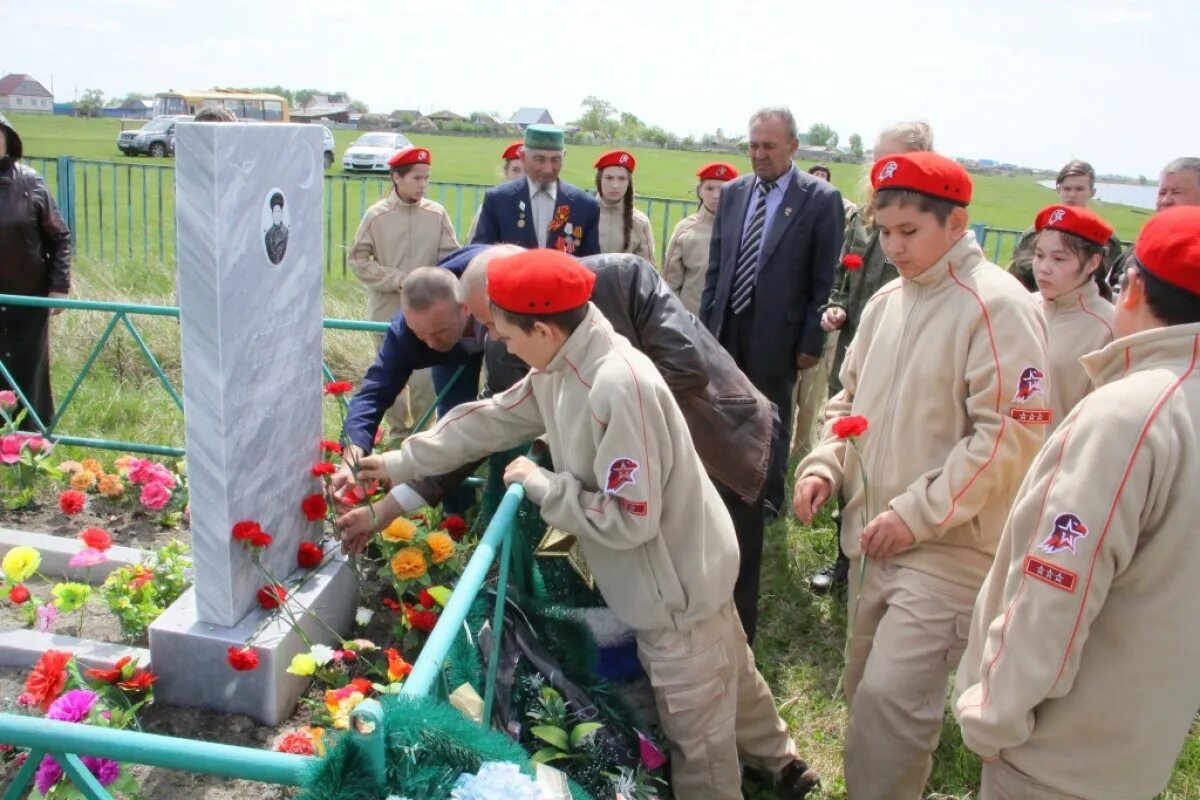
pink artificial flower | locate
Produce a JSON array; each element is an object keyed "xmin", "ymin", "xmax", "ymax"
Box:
[
  {"xmin": 125, "ymin": 458, "xmax": 152, "ymax": 484},
  {"xmin": 0, "ymin": 389, "xmax": 16, "ymax": 410},
  {"xmin": 37, "ymin": 603, "xmax": 58, "ymax": 633},
  {"xmin": 0, "ymin": 434, "xmax": 23, "ymax": 465},
  {"xmin": 68, "ymin": 548, "xmax": 108, "ymax": 569},
  {"xmin": 140, "ymin": 482, "xmax": 172, "ymax": 511},
  {"xmin": 21, "ymin": 434, "xmax": 49, "ymax": 454}
]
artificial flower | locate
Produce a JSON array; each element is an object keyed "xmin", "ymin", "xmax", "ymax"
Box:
[
  {"xmin": 380, "ymin": 517, "xmax": 416, "ymax": 543},
  {"xmin": 70, "ymin": 470, "xmax": 97, "ymax": 491},
  {"xmin": 51, "ymin": 582, "xmax": 91, "ymax": 613},
  {"xmin": 287, "ymin": 653, "xmax": 317, "ymax": 677},
  {"xmin": 227, "ymin": 646, "xmax": 260, "ymax": 671},
  {"xmin": 0, "ymin": 434, "xmax": 24, "ymax": 465},
  {"xmin": 300, "ymin": 494, "xmax": 328, "ymax": 522},
  {"xmin": 385, "ymin": 648, "xmax": 412, "ymax": 682},
  {"xmin": 113, "ymin": 455, "xmax": 134, "ymax": 474},
  {"xmin": 426, "ymin": 531, "xmax": 456, "ymax": 564},
  {"xmin": 841, "ymin": 253, "xmax": 864, "ymax": 271},
  {"xmin": 309, "ymin": 644, "xmax": 335, "ymax": 666},
  {"xmin": 80, "ymin": 528, "xmax": 113, "ymax": 551},
  {"xmin": 390, "ymin": 548, "xmax": 427, "ymax": 580},
  {"xmin": 46, "ymin": 688, "xmax": 98, "ymax": 722},
  {"xmin": 85, "ymin": 656, "xmax": 133, "ymax": 684},
  {"xmin": 0, "ymin": 389, "xmax": 15, "ymax": 410},
  {"xmin": 404, "ymin": 604, "xmax": 438, "ymax": 633},
  {"xmin": 80, "ymin": 458, "xmax": 104, "ymax": 475},
  {"xmin": 57, "ymin": 460, "xmax": 84, "ymax": 474},
  {"xmin": 319, "ymin": 439, "xmax": 343, "ymax": 455},
  {"xmin": 323, "ymin": 381, "xmax": 353, "ymax": 396},
  {"xmin": 442, "ymin": 514, "xmax": 468, "ymax": 542},
  {"xmin": 323, "ymin": 685, "xmax": 365, "ymax": 729},
  {"xmin": 97, "ymin": 473, "xmax": 125, "ymax": 499},
  {"xmin": 275, "ymin": 730, "xmax": 315, "ymax": 755},
  {"xmin": 80, "ymin": 756, "xmax": 120, "ymax": 787},
  {"xmin": 380, "ymin": 597, "xmax": 402, "ymax": 613},
  {"xmin": 34, "ymin": 755, "xmax": 63, "ymax": 796},
  {"xmin": 256, "ymin": 584, "xmax": 288, "ymax": 610},
  {"xmin": 68, "ymin": 548, "xmax": 108, "ymax": 569},
  {"xmin": 341, "ymin": 479, "xmax": 380, "ymax": 506},
  {"xmin": 37, "ymin": 603, "xmax": 58, "ymax": 633},
  {"xmin": 117, "ymin": 671, "xmax": 157, "ymax": 692},
  {"xmin": 425, "ymin": 586, "xmax": 452, "ymax": 608},
  {"xmin": 8, "ymin": 584, "xmax": 31, "ymax": 604},
  {"xmin": 24, "ymin": 650, "xmax": 72, "ymax": 712},
  {"xmin": 354, "ymin": 607, "xmax": 375, "ymax": 626},
  {"xmin": 2, "ymin": 545, "xmax": 41, "ymax": 582},
  {"xmin": 311, "ymin": 462, "xmax": 336, "ymax": 477},
  {"xmin": 298, "ymin": 541, "xmax": 324, "ymax": 569},
  {"xmin": 140, "ymin": 481, "xmax": 172, "ymax": 511},
  {"xmin": 59, "ymin": 490, "xmax": 87, "ymax": 515},
  {"xmin": 832, "ymin": 415, "xmax": 870, "ymax": 439},
  {"xmin": 232, "ymin": 520, "xmax": 262, "ymax": 541}
]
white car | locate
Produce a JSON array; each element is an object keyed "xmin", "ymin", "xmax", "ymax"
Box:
[
  {"xmin": 321, "ymin": 126, "xmax": 336, "ymax": 169},
  {"xmin": 342, "ymin": 132, "xmax": 413, "ymax": 172}
]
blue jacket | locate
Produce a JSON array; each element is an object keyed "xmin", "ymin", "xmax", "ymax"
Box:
[
  {"xmin": 341, "ymin": 246, "xmax": 489, "ymax": 451},
  {"xmin": 471, "ymin": 178, "xmax": 601, "ymax": 256}
]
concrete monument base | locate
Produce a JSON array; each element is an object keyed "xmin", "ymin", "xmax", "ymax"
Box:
[{"xmin": 149, "ymin": 552, "xmax": 357, "ymax": 725}]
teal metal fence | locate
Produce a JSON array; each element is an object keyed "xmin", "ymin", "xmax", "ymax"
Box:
[{"xmin": 0, "ymin": 477, "xmax": 528, "ymax": 799}]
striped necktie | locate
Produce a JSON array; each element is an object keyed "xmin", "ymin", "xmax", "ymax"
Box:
[{"xmin": 730, "ymin": 180, "xmax": 775, "ymax": 315}]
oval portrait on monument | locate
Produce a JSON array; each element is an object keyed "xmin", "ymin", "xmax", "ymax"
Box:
[{"xmin": 261, "ymin": 187, "xmax": 290, "ymax": 266}]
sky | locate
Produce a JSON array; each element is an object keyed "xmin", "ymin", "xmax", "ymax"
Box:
[{"xmin": 4, "ymin": 0, "xmax": 1197, "ymax": 177}]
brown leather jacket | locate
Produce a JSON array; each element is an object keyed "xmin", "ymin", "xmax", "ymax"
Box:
[
  {"xmin": 0, "ymin": 115, "xmax": 71, "ymax": 296},
  {"xmin": 410, "ymin": 252, "xmax": 776, "ymax": 505}
]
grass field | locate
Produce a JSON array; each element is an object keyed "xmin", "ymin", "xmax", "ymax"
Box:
[{"xmin": 6, "ymin": 112, "xmax": 1199, "ymax": 798}]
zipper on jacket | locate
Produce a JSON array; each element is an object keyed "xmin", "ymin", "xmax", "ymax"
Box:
[{"xmin": 869, "ymin": 285, "xmax": 924, "ymax": 519}]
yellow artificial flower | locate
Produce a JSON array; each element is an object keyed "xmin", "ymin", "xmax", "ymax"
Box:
[
  {"xmin": 390, "ymin": 547, "xmax": 427, "ymax": 580},
  {"xmin": 52, "ymin": 582, "xmax": 91, "ymax": 612},
  {"xmin": 426, "ymin": 532, "xmax": 456, "ymax": 565},
  {"xmin": 287, "ymin": 653, "xmax": 317, "ymax": 677},
  {"xmin": 323, "ymin": 687, "xmax": 365, "ymax": 729},
  {"xmin": 380, "ymin": 517, "xmax": 416, "ymax": 543},
  {"xmin": 2, "ymin": 545, "xmax": 41, "ymax": 583},
  {"xmin": 113, "ymin": 455, "xmax": 133, "ymax": 476}
]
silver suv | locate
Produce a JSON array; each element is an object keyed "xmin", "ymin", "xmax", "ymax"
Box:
[{"xmin": 117, "ymin": 115, "xmax": 192, "ymax": 157}]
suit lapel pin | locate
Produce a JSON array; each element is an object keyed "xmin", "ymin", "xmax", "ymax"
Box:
[
  {"xmin": 519, "ymin": 201, "xmax": 526, "ymax": 211},
  {"xmin": 784, "ymin": 207, "xmax": 793, "ymax": 217}
]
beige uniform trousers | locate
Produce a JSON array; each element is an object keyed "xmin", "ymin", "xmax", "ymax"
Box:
[
  {"xmin": 843, "ymin": 559, "xmax": 975, "ymax": 800},
  {"xmin": 791, "ymin": 332, "xmax": 839, "ymax": 459},
  {"xmin": 980, "ymin": 759, "xmax": 1085, "ymax": 800},
  {"xmin": 635, "ymin": 600, "xmax": 796, "ymax": 799},
  {"xmin": 369, "ymin": 288, "xmax": 437, "ymax": 436}
]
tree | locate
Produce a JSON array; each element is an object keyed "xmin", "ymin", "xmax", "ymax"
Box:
[
  {"xmin": 349, "ymin": 99, "xmax": 370, "ymax": 114},
  {"xmin": 248, "ymin": 86, "xmax": 295, "ymax": 104},
  {"xmin": 849, "ymin": 133, "xmax": 864, "ymax": 159},
  {"xmin": 77, "ymin": 89, "xmax": 106, "ymax": 117},
  {"xmin": 807, "ymin": 122, "xmax": 838, "ymax": 148},
  {"xmin": 575, "ymin": 96, "xmax": 616, "ymax": 135}
]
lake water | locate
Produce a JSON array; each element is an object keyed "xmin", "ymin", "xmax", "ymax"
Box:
[{"xmin": 1037, "ymin": 180, "xmax": 1157, "ymax": 211}]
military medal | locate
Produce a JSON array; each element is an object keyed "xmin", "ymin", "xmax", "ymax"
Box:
[
  {"xmin": 565, "ymin": 223, "xmax": 574, "ymax": 236},
  {"xmin": 518, "ymin": 219, "xmax": 526, "ymax": 228}
]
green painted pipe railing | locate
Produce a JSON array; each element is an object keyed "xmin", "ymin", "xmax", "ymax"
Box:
[
  {"xmin": 0, "ymin": 294, "xmax": 468, "ymax": 459},
  {"xmin": 0, "ymin": 456, "xmax": 527, "ymax": 797}
]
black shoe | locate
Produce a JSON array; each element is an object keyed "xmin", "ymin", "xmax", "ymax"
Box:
[
  {"xmin": 808, "ymin": 553, "xmax": 849, "ymax": 595},
  {"xmin": 776, "ymin": 759, "xmax": 820, "ymax": 799}
]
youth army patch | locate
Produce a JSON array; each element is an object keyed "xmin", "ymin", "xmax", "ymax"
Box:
[
  {"xmin": 604, "ymin": 457, "xmax": 647, "ymax": 516},
  {"xmin": 1010, "ymin": 366, "xmax": 1052, "ymax": 424}
]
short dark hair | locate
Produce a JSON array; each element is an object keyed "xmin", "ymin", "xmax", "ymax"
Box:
[
  {"xmin": 270, "ymin": 192, "xmax": 284, "ymax": 210},
  {"xmin": 194, "ymin": 106, "xmax": 237, "ymax": 123},
  {"xmin": 808, "ymin": 164, "xmax": 831, "ymax": 178},
  {"xmin": 490, "ymin": 302, "xmax": 588, "ymax": 335},
  {"xmin": 1130, "ymin": 258, "xmax": 1200, "ymax": 325},
  {"xmin": 1056, "ymin": 160, "xmax": 1095, "ymax": 188},
  {"xmin": 872, "ymin": 188, "xmax": 959, "ymax": 225}
]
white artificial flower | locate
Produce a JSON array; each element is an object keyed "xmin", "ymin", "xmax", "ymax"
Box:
[
  {"xmin": 355, "ymin": 607, "xmax": 375, "ymax": 626},
  {"xmin": 309, "ymin": 644, "xmax": 336, "ymax": 666}
]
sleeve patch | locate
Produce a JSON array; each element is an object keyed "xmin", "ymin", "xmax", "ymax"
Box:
[
  {"xmin": 1024, "ymin": 555, "xmax": 1078, "ymax": 593},
  {"xmin": 1010, "ymin": 408, "xmax": 1053, "ymax": 424},
  {"xmin": 1013, "ymin": 367, "xmax": 1046, "ymax": 403},
  {"xmin": 618, "ymin": 497, "xmax": 648, "ymax": 516},
  {"xmin": 604, "ymin": 457, "xmax": 639, "ymax": 495}
]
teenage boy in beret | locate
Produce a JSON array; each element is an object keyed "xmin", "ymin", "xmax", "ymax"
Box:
[
  {"xmin": 956, "ymin": 206, "xmax": 1200, "ymax": 800},
  {"xmin": 465, "ymin": 142, "xmax": 527, "ymax": 242},
  {"xmin": 794, "ymin": 152, "xmax": 1049, "ymax": 798},
  {"xmin": 346, "ymin": 248, "xmax": 819, "ymax": 798}
]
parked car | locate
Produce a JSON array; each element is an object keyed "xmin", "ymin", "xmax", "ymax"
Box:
[
  {"xmin": 117, "ymin": 116, "xmax": 192, "ymax": 157},
  {"xmin": 321, "ymin": 126, "xmax": 336, "ymax": 169},
  {"xmin": 342, "ymin": 132, "xmax": 413, "ymax": 172}
]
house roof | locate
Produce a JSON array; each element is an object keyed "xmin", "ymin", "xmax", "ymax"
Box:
[
  {"xmin": 510, "ymin": 107, "xmax": 552, "ymax": 125},
  {"xmin": 427, "ymin": 109, "xmax": 465, "ymax": 120},
  {"xmin": 0, "ymin": 74, "xmax": 52, "ymax": 98},
  {"xmin": 292, "ymin": 104, "xmax": 351, "ymax": 119}
]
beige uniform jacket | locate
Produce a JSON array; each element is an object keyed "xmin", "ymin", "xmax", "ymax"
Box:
[
  {"xmin": 662, "ymin": 207, "xmax": 713, "ymax": 316},
  {"xmin": 955, "ymin": 322, "xmax": 1200, "ymax": 800},
  {"xmin": 598, "ymin": 201, "xmax": 656, "ymax": 266},
  {"xmin": 348, "ymin": 193, "xmax": 459, "ymax": 322},
  {"xmin": 1036, "ymin": 280, "xmax": 1114, "ymax": 431},
  {"xmin": 798, "ymin": 232, "xmax": 1049, "ymax": 590},
  {"xmin": 383, "ymin": 305, "xmax": 739, "ymax": 633}
]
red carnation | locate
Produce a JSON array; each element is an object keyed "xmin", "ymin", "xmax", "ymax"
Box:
[
  {"xmin": 249, "ymin": 529, "xmax": 273, "ymax": 549},
  {"xmin": 842, "ymin": 253, "xmax": 864, "ymax": 271},
  {"xmin": 311, "ymin": 462, "xmax": 336, "ymax": 478},
  {"xmin": 276, "ymin": 731, "xmax": 315, "ymax": 756},
  {"xmin": 79, "ymin": 528, "xmax": 113, "ymax": 552},
  {"xmin": 350, "ymin": 677, "xmax": 373, "ymax": 695},
  {"xmin": 405, "ymin": 603, "xmax": 438, "ymax": 633},
  {"xmin": 381, "ymin": 597, "xmax": 402, "ymax": 613},
  {"xmin": 24, "ymin": 650, "xmax": 72, "ymax": 712},
  {"xmin": 341, "ymin": 480, "xmax": 380, "ymax": 506},
  {"xmin": 231, "ymin": 520, "xmax": 262, "ymax": 542},
  {"xmin": 832, "ymin": 415, "xmax": 870, "ymax": 439},
  {"xmin": 256, "ymin": 584, "xmax": 288, "ymax": 610},
  {"xmin": 59, "ymin": 490, "xmax": 86, "ymax": 516},
  {"xmin": 442, "ymin": 514, "xmax": 468, "ymax": 542},
  {"xmin": 319, "ymin": 440, "xmax": 343, "ymax": 455},
  {"xmin": 227, "ymin": 646, "xmax": 259, "ymax": 671},
  {"xmin": 323, "ymin": 381, "xmax": 353, "ymax": 396},
  {"xmin": 117, "ymin": 670, "xmax": 158, "ymax": 692},
  {"xmin": 8, "ymin": 585, "xmax": 31, "ymax": 605},
  {"xmin": 297, "ymin": 541, "xmax": 323, "ymax": 569},
  {"xmin": 417, "ymin": 589, "xmax": 437, "ymax": 609},
  {"xmin": 300, "ymin": 493, "xmax": 328, "ymax": 522},
  {"xmin": 85, "ymin": 656, "xmax": 132, "ymax": 684}
]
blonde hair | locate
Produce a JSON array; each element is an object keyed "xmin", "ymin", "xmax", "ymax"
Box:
[{"xmin": 861, "ymin": 121, "xmax": 935, "ymax": 225}]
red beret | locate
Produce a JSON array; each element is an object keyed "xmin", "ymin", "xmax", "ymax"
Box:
[
  {"xmin": 1034, "ymin": 205, "xmax": 1114, "ymax": 247},
  {"xmin": 388, "ymin": 147, "xmax": 431, "ymax": 168},
  {"xmin": 871, "ymin": 151, "xmax": 972, "ymax": 206},
  {"xmin": 697, "ymin": 162, "xmax": 738, "ymax": 182},
  {"xmin": 487, "ymin": 249, "xmax": 596, "ymax": 314},
  {"xmin": 501, "ymin": 142, "xmax": 525, "ymax": 161},
  {"xmin": 594, "ymin": 150, "xmax": 636, "ymax": 173},
  {"xmin": 1134, "ymin": 206, "xmax": 1200, "ymax": 297}
]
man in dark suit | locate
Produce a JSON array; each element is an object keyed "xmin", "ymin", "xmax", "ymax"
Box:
[
  {"xmin": 471, "ymin": 125, "xmax": 601, "ymax": 257},
  {"xmin": 700, "ymin": 107, "xmax": 843, "ymax": 638}
]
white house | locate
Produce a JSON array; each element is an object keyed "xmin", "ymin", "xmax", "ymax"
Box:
[{"xmin": 0, "ymin": 74, "xmax": 54, "ymax": 114}]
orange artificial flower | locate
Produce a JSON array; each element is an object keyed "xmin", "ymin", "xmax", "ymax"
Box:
[
  {"xmin": 390, "ymin": 547, "xmax": 427, "ymax": 581},
  {"xmin": 385, "ymin": 648, "xmax": 412, "ymax": 682},
  {"xmin": 97, "ymin": 474, "xmax": 125, "ymax": 499},
  {"xmin": 425, "ymin": 531, "xmax": 455, "ymax": 565},
  {"xmin": 70, "ymin": 470, "xmax": 97, "ymax": 491},
  {"xmin": 380, "ymin": 517, "xmax": 416, "ymax": 543},
  {"xmin": 80, "ymin": 459, "xmax": 104, "ymax": 476}
]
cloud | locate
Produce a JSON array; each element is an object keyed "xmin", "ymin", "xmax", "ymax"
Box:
[{"xmin": 1095, "ymin": 8, "xmax": 1159, "ymax": 23}]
